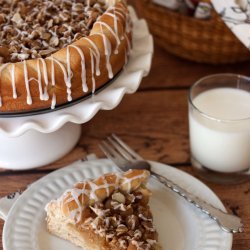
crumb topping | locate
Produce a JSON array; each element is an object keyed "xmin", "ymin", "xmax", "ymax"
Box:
[
  {"xmin": 0, "ymin": 0, "xmax": 108, "ymax": 63},
  {"xmin": 81, "ymin": 189, "xmax": 158, "ymax": 250}
]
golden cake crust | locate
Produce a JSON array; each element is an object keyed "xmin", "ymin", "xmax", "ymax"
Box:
[{"xmin": 0, "ymin": 0, "xmax": 132, "ymax": 112}]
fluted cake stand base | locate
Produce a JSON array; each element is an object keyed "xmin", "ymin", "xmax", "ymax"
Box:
[{"xmin": 0, "ymin": 123, "xmax": 81, "ymax": 170}]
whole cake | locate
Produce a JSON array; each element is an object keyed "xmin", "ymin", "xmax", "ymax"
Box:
[
  {"xmin": 0, "ymin": 0, "xmax": 132, "ymax": 112},
  {"xmin": 46, "ymin": 169, "xmax": 161, "ymax": 250}
]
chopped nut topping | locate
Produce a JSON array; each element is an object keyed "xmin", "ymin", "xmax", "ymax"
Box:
[
  {"xmin": 0, "ymin": 0, "xmax": 108, "ymax": 63},
  {"xmin": 126, "ymin": 215, "xmax": 139, "ymax": 230},
  {"xmin": 116, "ymin": 224, "xmax": 128, "ymax": 236},
  {"xmin": 82, "ymin": 190, "xmax": 158, "ymax": 250},
  {"xmin": 112, "ymin": 192, "xmax": 126, "ymax": 204}
]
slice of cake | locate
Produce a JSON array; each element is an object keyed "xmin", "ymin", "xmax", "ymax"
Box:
[{"xmin": 46, "ymin": 169, "xmax": 161, "ymax": 250}]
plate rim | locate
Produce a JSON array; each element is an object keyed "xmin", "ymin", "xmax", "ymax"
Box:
[{"xmin": 3, "ymin": 159, "xmax": 233, "ymax": 250}]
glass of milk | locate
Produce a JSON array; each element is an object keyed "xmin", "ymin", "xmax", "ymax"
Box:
[{"xmin": 188, "ymin": 74, "xmax": 250, "ymax": 184}]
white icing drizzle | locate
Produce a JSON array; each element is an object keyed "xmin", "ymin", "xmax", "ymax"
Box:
[
  {"xmin": 95, "ymin": 21, "xmax": 121, "ymax": 54},
  {"xmin": 49, "ymin": 57, "xmax": 68, "ymax": 85},
  {"xmin": 122, "ymin": 171, "xmax": 147, "ymax": 193},
  {"xmin": 109, "ymin": 5, "xmax": 124, "ymax": 13},
  {"xmin": 107, "ymin": 6, "xmax": 127, "ymax": 41},
  {"xmin": 50, "ymin": 57, "xmax": 72, "ymax": 102},
  {"xmin": 84, "ymin": 37, "xmax": 101, "ymax": 76},
  {"xmin": 96, "ymin": 26, "xmax": 113, "ymax": 78},
  {"xmin": 89, "ymin": 48, "xmax": 96, "ymax": 94},
  {"xmin": 10, "ymin": 64, "xmax": 17, "ymax": 99},
  {"xmin": 40, "ymin": 58, "xmax": 49, "ymax": 86},
  {"xmin": 50, "ymin": 57, "xmax": 56, "ymax": 109},
  {"xmin": 108, "ymin": 6, "xmax": 127, "ymax": 18},
  {"xmin": 66, "ymin": 46, "xmax": 72, "ymax": 88},
  {"xmin": 105, "ymin": 13, "xmax": 119, "ymax": 39},
  {"xmin": 115, "ymin": 10, "xmax": 125, "ymax": 40},
  {"xmin": 36, "ymin": 59, "xmax": 45, "ymax": 100},
  {"xmin": 68, "ymin": 188, "xmax": 84, "ymax": 221},
  {"xmin": 23, "ymin": 60, "xmax": 32, "ymax": 105},
  {"xmin": 87, "ymin": 181, "xmax": 101, "ymax": 201},
  {"xmin": 69, "ymin": 45, "xmax": 88, "ymax": 92},
  {"xmin": 66, "ymin": 46, "xmax": 72, "ymax": 102},
  {"xmin": 39, "ymin": 58, "xmax": 49, "ymax": 101},
  {"xmin": 23, "ymin": 58, "xmax": 52, "ymax": 103},
  {"xmin": 108, "ymin": 5, "xmax": 131, "ymax": 34},
  {"xmin": 57, "ymin": 171, "xmax": 147, "ymax": 223},
  {"xmin": 63, "ymin": 178, "xmax": 117, "ymax": 223},
  {"xmin": 51, "ymin": 93, "xmax": 56, "ymax": 109},
  {"xmin": 0, "ymin": 63, "xmax": 10, "ymax": 107}
]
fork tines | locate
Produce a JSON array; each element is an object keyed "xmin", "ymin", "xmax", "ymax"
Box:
[{"xmin": 99, "ymin": 134, "xmax": 143, "ymax": 168}]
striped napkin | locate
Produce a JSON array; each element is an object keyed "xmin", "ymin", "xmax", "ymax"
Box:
[
  {"xmin": 152, "ymin": 0, "xmax": 250, "ymax": 48},
  {"xmin": 211, "ymin": 0, "xmax": 250, "ymax": 49}
]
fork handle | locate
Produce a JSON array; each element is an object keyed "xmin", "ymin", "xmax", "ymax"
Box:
[{"xmin": 151, "ymin": 172, "xmax": 243, "ymax": 234}]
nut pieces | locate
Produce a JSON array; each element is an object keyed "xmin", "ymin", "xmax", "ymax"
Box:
[
  {"xmin": 112, "ymin": 192, "xmax": 126, "ymax": 204},
  {"xmin": 0, "ymin": 0, "xmax": 107, "ymax": 63},
  {"xmin": 83, "ymin": 190, "xmax": 158, "ymax": 250},
  {"xmin": 116, "ymin": 224, "xmax": 128, "ymax": 236}
]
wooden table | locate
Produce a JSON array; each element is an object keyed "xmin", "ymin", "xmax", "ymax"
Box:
[{"xmin": 1, "ymin": 3, "xmax": 250, "ymax": 250}]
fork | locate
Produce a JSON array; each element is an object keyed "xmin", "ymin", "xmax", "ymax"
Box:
[{"xmin": 99, "ymin": 134, "xmax": 243, "ymax": 234}]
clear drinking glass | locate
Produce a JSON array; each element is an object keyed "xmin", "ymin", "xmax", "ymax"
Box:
[{"xmin": 188, "ymin": 74, "xmax": 250, "ymax": 184}]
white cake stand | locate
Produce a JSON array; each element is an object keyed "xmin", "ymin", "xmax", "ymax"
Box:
[{"xmin": 0, "ymin": 7, "xmax": 153, "ymax": 170}]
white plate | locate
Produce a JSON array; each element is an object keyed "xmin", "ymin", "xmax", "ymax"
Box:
[{"xmin": 3, "ymin": 160, "xmax": 232, "ymax": 250}]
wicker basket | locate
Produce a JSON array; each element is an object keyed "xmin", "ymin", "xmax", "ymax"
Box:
[{"xmin": 136, "ymin": 0, "xmax": 250, "ymax": 64}]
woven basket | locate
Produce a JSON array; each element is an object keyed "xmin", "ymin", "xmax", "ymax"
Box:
[{"xmin": 136, "ymin": 0, "xmax": 250, "ymax": 64}]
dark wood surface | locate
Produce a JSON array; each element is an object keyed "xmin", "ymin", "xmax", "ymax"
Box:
[{"xmin": 1, "ymin": 2, "xmax": 250, "ymax": 249}]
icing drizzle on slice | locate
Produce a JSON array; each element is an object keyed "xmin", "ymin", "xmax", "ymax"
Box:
[{"xmin": 56, "ymin": 170, "xmax": 148, "ymax": 223}]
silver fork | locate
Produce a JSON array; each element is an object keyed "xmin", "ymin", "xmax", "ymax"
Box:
[{"xmin": 99, "ymin": 134, "xmax": 243, "ymax": 234}]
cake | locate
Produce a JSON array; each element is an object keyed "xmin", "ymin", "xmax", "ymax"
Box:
[
  {"xmin": 45, "ymin": 169, "xmax": 161, "ymax": 250},
  {"xmin": 0, "ymin": 0, "xmax": 132, "ymax": 112}
]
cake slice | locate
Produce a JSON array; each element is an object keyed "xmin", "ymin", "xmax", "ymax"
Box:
[{"xmin": 45, "ymin": 169, "xmax": 161, "ymax": 250}]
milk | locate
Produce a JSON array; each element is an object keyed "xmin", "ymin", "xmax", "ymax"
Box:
[{"xmin": 189, "ymin": 88, "xmax": 250, "ymax": 173}]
